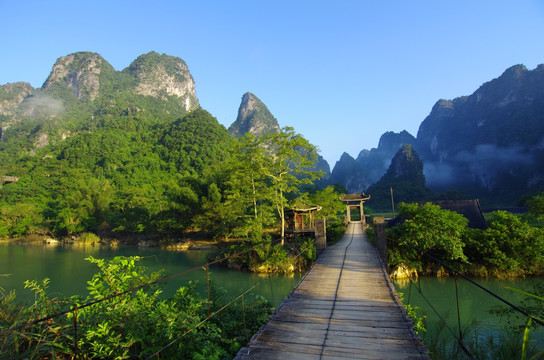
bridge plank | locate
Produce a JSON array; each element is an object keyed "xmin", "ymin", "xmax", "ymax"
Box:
[{"xmin": 235, "ymin": 223, "xmax": 429, "ymax": 360}]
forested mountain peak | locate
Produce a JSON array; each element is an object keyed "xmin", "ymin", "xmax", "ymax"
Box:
[
  {"xmin": 366, "ymin": 144, "xmax": 431, "ymax": 210},
  {"xmin": 388, "ymin": 144, "xmax": 424, "ymax": 180},
  {"xmin": 228, "ymin": 92, "xmax": 280, "ymax": 138},
  {"xmin": 42, "ymin": 52, "xmax": 115, "ymax": 102},
  {"xmin": 123, "ymin": 52, "xmax": 199, "ymax": 111}
]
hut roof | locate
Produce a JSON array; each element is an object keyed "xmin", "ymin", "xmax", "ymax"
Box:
[
  {"xmin": 339, "ymin": 193, "xmax": 371, "ymax": 202},
  {"xmin": 432, "ymin": 200, "xmax": 488, "ymax": 229},
  {"xmin": 288, "ymin": 199, "xmax": 322, "ymax": 213}
]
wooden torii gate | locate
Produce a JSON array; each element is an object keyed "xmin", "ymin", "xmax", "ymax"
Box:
[{"xmin": 339, "ymin": 193, "xmax": 370, "ymax": 225}]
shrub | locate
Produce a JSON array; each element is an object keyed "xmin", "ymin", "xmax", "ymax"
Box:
[
  {"xmin": 388, "ymin": 202, "xmax": 468, "ymax": 273},
  {"xmin": 465, "ymin": 211, "xmax": 544, "ymax": 275}
]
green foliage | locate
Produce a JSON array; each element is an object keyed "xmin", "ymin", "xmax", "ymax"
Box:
[
  {"xmin": 325, "ymin": 219, "xmax": 346, "ymax": 245},
  {"xmin": 0, "ymin": 106, "xmax": 233, "ymax": 237},
  {"xmin": 389, "ymin": 202, "xmax": 468, "ymax": 272},
  {"xmin": 387, "ymin": 203, "xmax": 544, "ymax": 277},
  {"xmin": 308, "ymin": 186, "xmax": 345, "ymax": 221},
  {"xmin": 0, "ymin": 256, "xmax": 273, "ymax": 359},
  {"xmin": 0, "ymin": 202, "xmax": 45, "ymax": 237},
  {"xmin": 464, "ymin": 211, "xmax": 544, "ymax": 275},
  {"xmin": 398, "ymin": 292, "xmax": 426, "ymax": 335},
  {"xmin": 527, "ymin": 192, "xmax": 544, "ymax": 216}
]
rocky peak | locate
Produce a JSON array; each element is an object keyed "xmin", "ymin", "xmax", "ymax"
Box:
[
  {"xmin": 42, "ymin": 52, "xmax": 114, "ymax": 101},
  {"xmin": 377, "ymin": 130, "xmax": 416, "ymax": 152},
  {"xmin": 0, "ymin": 82, "xmax": 34, "ymax": 116},
  {"xmin": 123, "ymin": 52, "xmax": 199, "ymax": 112},
  {"xmin": 228, "ymin": 92, "xmax": 280, "ymax": 138}
]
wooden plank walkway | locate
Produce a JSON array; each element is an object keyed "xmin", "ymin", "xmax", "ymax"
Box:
[{"xmin": 235, "ymin": 222, "xmax": 429, "ymax": 360}]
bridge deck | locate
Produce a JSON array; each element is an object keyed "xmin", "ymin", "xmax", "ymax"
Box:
[{"xmin": 235, "ymin": 222, "xmax": 429, "ymax": 360}]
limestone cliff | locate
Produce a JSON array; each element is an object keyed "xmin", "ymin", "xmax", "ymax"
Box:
[
  {"xmin": 228, "ymin": 92, "xmax": 280, "ymax": 137},
  {"xmin": 123, "ymin": 52, "xmax": 199, "ymax": 112},
  {"xmin": 42, "ymin": 52, "xmax": 115, "ymax": 101}
]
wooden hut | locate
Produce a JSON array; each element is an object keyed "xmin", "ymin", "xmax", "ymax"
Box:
[
  {"xmin": 285, "ymin": 200, "xmax": 326, "ymax": 250},
  {"xmin": 285, "ymin": 201, "xmax": 323, "ymax": 234}
]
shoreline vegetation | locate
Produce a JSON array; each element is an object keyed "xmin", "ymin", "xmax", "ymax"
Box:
[
  {"xmin": 0, "ymin": 255, "xmax": 275, "ymax": 359},
  {"xmin": 2, "ymin": 201, "xmax": 543, "ymax": 358},
  {"xmin": 0, "ymin": 217, "xmax": 347, "ymax": 275},
  {"xmin": 366, "ymin": 200, "xmax": 544, "ymax": 280}
]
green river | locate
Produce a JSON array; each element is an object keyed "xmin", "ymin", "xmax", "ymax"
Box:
[
  {"xmin": 0, "ymin": 243, "xmax": 302, "ymax": 308},
  {"xmin": 394, "ymin": 276, "xmax": 544, "ymax": 353},
  {"xmin": 1, "ymin": 243, "xmax": 542, "ymax": 354}
]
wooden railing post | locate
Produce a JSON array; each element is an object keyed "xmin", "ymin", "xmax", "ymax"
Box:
[
  {"xmin": 315, "ymin": 219, "xmax": 326, "ymax": 251},
  {"xmin": 373, "ymin": 217, "xmax": 387, "ymax": 266}
]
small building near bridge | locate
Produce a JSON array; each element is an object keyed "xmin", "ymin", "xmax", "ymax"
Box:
[
  {"xmin": 285, "ymin": 201, "xmax": 322, "ymax": 234},
  {"xmin": 285, "ymin": 201, "xmax": 327, "ymax": 250}
]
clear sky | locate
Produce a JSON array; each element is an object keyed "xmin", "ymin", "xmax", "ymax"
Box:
[{"xmin": 1, "ymin": 0, "xmax": 543, "ymax": 167}]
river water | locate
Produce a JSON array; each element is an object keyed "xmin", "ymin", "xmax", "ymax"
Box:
[
  {"xmin": 2, "ymin": 243, "xmax": 542, "ymax": 352},
  {"xmin": 0, "ymin": 243, "xmax": 301, "ymax": 308},
  {"xmin": 394, "ymin": 276, "xmax": 544, "ymax": 351}
]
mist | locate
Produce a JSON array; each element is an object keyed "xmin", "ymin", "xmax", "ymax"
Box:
[
  {"xmin": 22, "ymin": 93, "xmax": 65, "ymax": 117},
  {"xmin": 424, "ymin": 144, "xmax": 534, "ymax": 190}
]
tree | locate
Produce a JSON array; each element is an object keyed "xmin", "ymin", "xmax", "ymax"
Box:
[
  {"xmin": 196, "ymin": 134, "xmax": 275, "ymax": 239},
  {"xmin": 49, "ymin": 177, "xmax": 114, "ymax": 235},
  {"xmin": 309, "ymin": 186, "xmax": 345, "ymax": 221},
  {"xmin": 527, "ymin": 192, "xmax": 544, "ymax": 215},
  {"xmin": 260, "ymin": 127, "xmax": 323, "ymax": 245}
]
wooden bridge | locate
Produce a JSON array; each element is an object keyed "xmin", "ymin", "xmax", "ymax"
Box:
[{"xmin": 235, "ymin": 222, "xmax": 429, "ymax": 360}]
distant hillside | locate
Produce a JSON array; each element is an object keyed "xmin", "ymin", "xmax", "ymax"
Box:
[
  {"xmin": 330, "ymin": 130, "xmax": 415, "ymax": 192},
  {"xmin": 415, "ymin": 64, "xmax": 544, "ymax": 206},
  {"xmin": 330, "ymin": 64, "xmax": 544, "ymax": 207},
  {"xmin": 0, "ymin": 51, "xmax": 329, "ymax": 239}
]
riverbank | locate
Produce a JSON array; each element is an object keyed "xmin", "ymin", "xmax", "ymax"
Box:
[
  {"xmin": 0, "ymin": 230, "xmax": 238, "ymax": 251},
  {"xmin": 0, "ymin": 230, "xmax": 319, "ymax": 275}
]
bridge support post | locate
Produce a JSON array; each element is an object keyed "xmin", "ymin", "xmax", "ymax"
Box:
[{"xmin": 373, "ymin": 217, "xmax": 387, "ymax": 266}]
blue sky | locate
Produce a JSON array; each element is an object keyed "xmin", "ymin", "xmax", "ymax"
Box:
[{"xmin": 2, "ymin": 1, "xmax": 543, "ymax": 166}]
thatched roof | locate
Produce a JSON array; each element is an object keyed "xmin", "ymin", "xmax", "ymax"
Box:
[
  {"xmin": 432, "ymin": 200, "xmax": 488, "ymax": 229},
  {"xmin": 287, "ymin": 199, "xmax": 322, "ymax": 213}
]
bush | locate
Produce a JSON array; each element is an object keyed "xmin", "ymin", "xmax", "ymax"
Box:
[
  {"xmin": 79, "ymin": 232, "xmax": 101, "ymax": 245},
  {"xmin": 388, "ymin": 202, "xmax": 468, "ymax": 273},
  {"xmin": 464, "ymin": 211, "xmax": 544, "ymax": 275}
]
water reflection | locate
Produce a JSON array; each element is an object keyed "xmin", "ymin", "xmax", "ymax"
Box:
[{"xmin": 0, "ymin": 244, "xmax": 301, "ymax": 308}]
